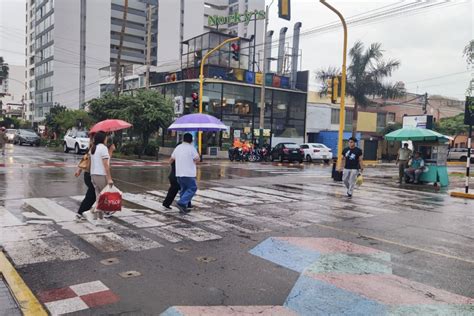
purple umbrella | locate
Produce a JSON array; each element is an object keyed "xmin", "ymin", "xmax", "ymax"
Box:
[{"xmin": 167, "ymin": 113, "xmax": 228, "ymax": 131}]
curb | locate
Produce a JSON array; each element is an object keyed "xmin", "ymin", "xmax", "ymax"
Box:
[
  {"xmin": 450, "ymin": 191, "xmax": 474, "ymax": 199},
  {"xmin": 0, "ymin": 251, "xmax": 47, "ymax": 316}
]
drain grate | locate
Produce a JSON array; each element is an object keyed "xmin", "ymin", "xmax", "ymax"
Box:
[
  {"xmin": 118, "ymin": 271, "xmax": 142, "ymax": 278},
  {"xmin": 174, "ymin": 247, "xmax": 191, "ymax": 253},
  {"xmin": 100, "ymin": 258, "xmax": 120, "ymax": 266},
  {"xmin": 196, "ymin": 256, "xmax": 216, "ymax": 263}
]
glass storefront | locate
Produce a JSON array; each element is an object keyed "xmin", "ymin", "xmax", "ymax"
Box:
[{"xmin": 154, "ymin": 81, "xmax": 306, "ymax": 153}]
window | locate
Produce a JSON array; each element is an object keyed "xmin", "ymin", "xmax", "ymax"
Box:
[
  {"xmin": 377, "ymin": 113, "xmax": 387, "ymax": 129},
  {"xmin": 331, "ymin": 109, "xmax": 339, "ymax": 124},
  {"xmin": 387, "ymin": 112, "xmax": 395, "ymax": 123}
]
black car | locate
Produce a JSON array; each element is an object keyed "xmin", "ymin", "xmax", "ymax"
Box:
[
  {"xmin": 270, "ymin": 143, "xmax": 304, "ymax": 163},
  {"xmin": 14, "ymin": 129, "xmax": 41, "ymax": 146}
]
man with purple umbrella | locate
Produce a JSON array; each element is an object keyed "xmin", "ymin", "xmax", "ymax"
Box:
[{"xmin": 170, "ymin": 133, "xmax": 200, "ymax": 214}]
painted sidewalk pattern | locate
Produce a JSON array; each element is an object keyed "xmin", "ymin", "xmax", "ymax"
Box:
[
  {"xmin": 0, "ymin": 182, "xmax": 460, "ymax": 267},
  {"xmin": 37, "ymin": 280, "xmax": 119, "ymax": 315},
  {"xmin": 163, "ymin": 237, "xmax": 474, "ymax": 316}
]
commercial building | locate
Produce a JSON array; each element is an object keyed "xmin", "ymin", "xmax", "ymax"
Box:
[
  {"xmin": 157, "ymin": 0, "xmax": 265, "ymax": 72},
  {"xmin": 24, "ymin": 0, "xmax": 158, "ymax": 122},
  {"xmin": 1, "ymin": 64, "xmax": 26, "ymax": 121},
  {"xmin": 143, "ymin": 30, "xmax": 308, "ymax": 156}
]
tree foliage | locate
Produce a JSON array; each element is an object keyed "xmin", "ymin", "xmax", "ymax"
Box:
[
  {"xmin": 435, "ymin": 113, "xmax": 468, "ymax": 137},
  {"xmin": 43, "ymin": 105, "xmax": 93, "ymax": 136},
  {"xmin": 316, "ymin": 41, "xmax": 406, "ymax": 136},
  {"xmin": 88, "ymin": 90, "xmax": 174, "ymax": 148},
  {"xmin": 463, "ymin": 40, "xmax": 473, "ymax": 66},
  {"xmin": 44, "ymin": 105, "xmax": 67, "ymax": 134}
]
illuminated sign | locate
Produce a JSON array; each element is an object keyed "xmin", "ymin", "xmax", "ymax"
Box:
[{"xmin": 208, "ymin": 10, "xmax": 265, "ymax": 27}]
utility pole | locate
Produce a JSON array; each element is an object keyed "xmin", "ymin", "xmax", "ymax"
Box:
[
  {"xmin": 423, "ymin": 92, "xmax": 428, "ymax": 114},
  {"xmin": 145, "ymin": 3, "xmax": 153, "ymax": 89},
  {"xmin": 79, "ymin": 0, "xmax": 86, "ymax": 108},
  {"xmin": 259, "ymin": 2, "xmax": 274, "ymax": 148},
  {"xmin": 115, "ymin": 0, "xmax": 128, "ymax": 96},
  {"xmin": 320, "ymin": 0, "xmax": 348, "ymax": 180}
]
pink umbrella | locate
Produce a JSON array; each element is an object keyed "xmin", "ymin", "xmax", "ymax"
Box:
[{"xmin": 90, "ymin": 119, "xmax": 132, "ymax": 133}]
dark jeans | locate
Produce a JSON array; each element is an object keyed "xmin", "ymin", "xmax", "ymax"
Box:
[
  {"xmin": 177, "ymin": 177, "xmax": 197, "ymax": 207},
  {"xmin": 78, "ymin": 172, "xmax": 96, "ymax": 214},
  {"xmin": 163, "ymin": 176, "xmax": 180, "ymax": 207}
]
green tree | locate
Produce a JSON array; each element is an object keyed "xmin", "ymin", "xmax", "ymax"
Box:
[
  {"xmin": 44, "ymin": 105, "xmax": 67, "ymax": 136},
  {"xmin": 316, "ymin": 41, "xmax": 406, "ymax": 136},
  {"xmin": 0, "ymin": 57, "xmax": 10, "ymax": 97},
  {"xmin": 53, "ymin": 109, "xmax": 95, "ymax": 134},
  {"xmin": 89, "ymin": 90, "xmax": 174, "ymax": 150},
  {"xmin": 463, "ymin": 40, "xmax": 473, "ymax": 66},
  {"xmin": 435, "ymin": 114, "xmax": 468, "ymax": 143}
]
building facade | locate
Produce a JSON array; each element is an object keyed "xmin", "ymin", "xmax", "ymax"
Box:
[
  {"xmin": 24, "ymin": 0, "xmax": 158, "ymax": 122},
  {"xmin": 157, "ymin": 0, "xmax": 265, "ymax": 72}
]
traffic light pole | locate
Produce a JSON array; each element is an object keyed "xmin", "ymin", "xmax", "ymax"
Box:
[
  {"xmin": 320, "ymin": 0, "xmax": 348, "ymax": 174},
  {"xmin": 259, "ymin": 3, "xmax": 273, "ymax": 148},
  {"xmin": 198, "ymin": 36, "xmax": 240, "ymax": 156}
]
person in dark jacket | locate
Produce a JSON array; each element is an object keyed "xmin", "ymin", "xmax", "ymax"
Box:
[{"xmin": 162, "ymin": 143, "xmax": 193, "ymax": 209}]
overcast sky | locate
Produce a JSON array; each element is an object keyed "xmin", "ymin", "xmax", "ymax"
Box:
[{"xmin": 1, "ymin": 0, "xmax": 472, "ymax": 100}]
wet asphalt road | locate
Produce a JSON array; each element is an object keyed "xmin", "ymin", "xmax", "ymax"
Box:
[{"xmin": 0, "ymin": 143, "xmax": 473, "ymax": 315}]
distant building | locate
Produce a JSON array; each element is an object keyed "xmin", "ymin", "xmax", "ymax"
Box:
[{"xmin": 24, "ymin": 0, "xmax": 158, "ymax": 122}]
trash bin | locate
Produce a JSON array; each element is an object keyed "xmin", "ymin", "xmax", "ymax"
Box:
[{"xmin": 332, "ymin": 161, "xmax": 343, "ymax": 182}]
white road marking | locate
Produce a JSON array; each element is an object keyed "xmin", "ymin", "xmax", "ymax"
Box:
[
  {"xmin": 23, "ymin": 198, "xmax": 77, "ymax": 222},
  {"xmin": 70, "ymin": 280, "xmax": 109, "ymax": 296},
  {"xmin": 211, "ymin": 187, "xmax": 296, "ymax": 203},
  {"xmin": 0, "ymin": 206, "xmax": 24, "ymax": 227},
  {"xmin": 123, "ymin": 193, "xmax": 174, "ymax": 213},
  {"xmin": 118, "ymin": 215, "xmax": 168, "ymax": 228},
  {"xmin": 79, "ymin": 230, "xmax": 162, "ymax": 252},
  {"xmin": 45, "ymin": 297, "xmax": 89, "ymax": 316},
  {"xmin": 163, "ymin": 223, "xmax": 221, "ymax": 242},
  {"xmin": 240, "ymin": 186, "xmax": 316, "ymax": 201},
  {"xmin": 148, "ymin": 190, "xmax": 211, "ymax": 209},
  {"xmin": 1, "ymin": 237, "xmax": 89, "ymax": 266},
  {"xmin": 0, "ymin": 224, "xmax": 61, "ymax": 243},
  {"xmin": 145, "ymin": 227, "xmax": 183, "ymax": 243}
]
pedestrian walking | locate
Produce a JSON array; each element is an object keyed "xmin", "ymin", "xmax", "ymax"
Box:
[
  {"xmin": 0, "ymin": 127, "xmax": 7, "ymax": 156},
  {"xmin": 162, "ymin": 143, "xmax": 193, "ymax": 210},
  {"xmin": 396, "ymin": 143, "xmax": 412, "ymax": 183},
  {"xmin": 88, "ymin": 131, "xmax": 114, "ymax": 222},
  {"xmin": 340, "ymin": 137, "xmax": 364, "ymax": 198},
  {"xmin": 170, "ymin": 133, "xmax": 200, "ymax": 214},
  {"xmin": 74, "ymin": 134, "xmax": 95, "ymax": 221}
]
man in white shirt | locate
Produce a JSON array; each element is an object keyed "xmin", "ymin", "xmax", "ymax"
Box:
[{"xmin": 170, "ymin": 133, "xmax": 200, "ymax": 213}]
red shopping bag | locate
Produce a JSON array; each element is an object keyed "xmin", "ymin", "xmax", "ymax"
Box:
[{"xmin": 97, "ymin": 185, "xmax": 122, "ymax": 212}]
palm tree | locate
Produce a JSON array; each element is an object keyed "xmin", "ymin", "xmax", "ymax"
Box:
[{"xmin": 317, "ymin": 41, "xmax": 405, "ymax": 137}]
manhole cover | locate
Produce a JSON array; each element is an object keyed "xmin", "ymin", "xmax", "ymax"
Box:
[
  {"xmin": 174, "ymin": 247, "xmax": 191, "ymax": 253},
  {"xmin": 196, "ymin": 256, "xmax": 216, "ymax": 263},
  {"xmin": 100, "ymin": 258, "xmax": 119, "ymax": 266},
  {"xmin": 119, "ymin": 271, "xmax": 142, "ymax": 278}
]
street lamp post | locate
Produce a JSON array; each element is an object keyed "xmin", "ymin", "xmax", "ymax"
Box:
[
  {"xmin": 320, "ymin": 0, "xmax": 348, "ymax": 177},
  {"xmin": 198, "ymin": 36, "xmax": 240, "ymax": 156}
]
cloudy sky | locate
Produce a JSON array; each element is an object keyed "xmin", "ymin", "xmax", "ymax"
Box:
[{"xmin": 0, "ymin": 0, "xmax": 472, "ymax": 100}]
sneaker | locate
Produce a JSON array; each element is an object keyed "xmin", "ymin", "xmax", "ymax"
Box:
[
  {"xmin": 347, "ymin": 192, "xmax": 352, "ymax": 198},
  {"xmin": 175, "ymin": 202, "xmax": 189, "ymax": 214},
  {"xmin": 83, "ymin": 211, "xmax": 94, "ymax": 222},
  {"xmin": 75, "ymin": 214, "xmax": 86, "ymax": 221},
  {"xmin": 187, "ymin": 203, "xmax": 193, "ymax": 209},
  {"xmin": 162, "ymin": 204, "xmax": 172, "ymax": 210},
  {"xmin": 103, "ymin": 212, "xmax": 113, "ymax": 218}
]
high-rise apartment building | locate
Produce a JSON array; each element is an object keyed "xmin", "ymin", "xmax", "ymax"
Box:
[
  {"xmin": 157, "ymin": 0, "xmax": 265, "ymax": 72},
  {"xmin": 24, "ymin": 0, "xmax": 158, "ymax": 122}
]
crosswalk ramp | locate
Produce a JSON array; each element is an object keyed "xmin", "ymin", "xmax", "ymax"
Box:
[{"xmin": 0, "ymin": 183, "xmax": 446, "ymax": 267}]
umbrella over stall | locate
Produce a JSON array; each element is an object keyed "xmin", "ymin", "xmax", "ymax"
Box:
[{"xmin": 384, "ymin": 127, "xmax": 451, "ymax": 142}]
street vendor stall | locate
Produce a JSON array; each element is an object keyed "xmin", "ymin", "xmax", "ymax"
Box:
[{"xmin": 385, "ymin": 128, "xmax": 450, "ymax": 187}]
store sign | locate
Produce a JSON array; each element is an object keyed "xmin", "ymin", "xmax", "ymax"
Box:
[
  {"xmin": 208, "ymin": 10, "xmax": 265, "ymax": 27},
  {"xmin": 173, "ymin": 96, "xmax": 183, "ymax": 115},
  {"xmin": 402, "ymin": 115, "xmax": 433, "ymax": 129},
  {"xmin": 465, "ymin": 96, "xmax": 474, "ymax": 125}
]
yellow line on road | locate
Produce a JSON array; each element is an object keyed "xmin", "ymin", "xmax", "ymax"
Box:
[
  {"xmin": 313, "ymin": 223, "xmax": 474, "ymax": 265},
  {"xmin": 0, "ymin": 251, "xmax": 47, "ymax": 316}
]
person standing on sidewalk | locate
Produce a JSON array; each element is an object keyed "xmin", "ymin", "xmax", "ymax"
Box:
[
  {"xmin": 396, "ymin": 143, "xmax": 412, "ymax": 183},
  {"xmin": 0, "ymin": 127, "xmax": 7, "ymax": 156},
  {"xmin": 340, "ymin": 137, "xmax": 364, "ymax": 198},
  {"xmin": 89, "ymin": 131, "xmax": 113, "ymax": 222},
  {"xmin": 170, "ymin": 133, "xmax": 200, "ymax": 214}
]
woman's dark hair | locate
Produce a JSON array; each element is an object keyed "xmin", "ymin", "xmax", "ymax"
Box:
[
  {"xmin": 183, "ymin": 133, "xmax": 193, "ymax": 143},
  {"xmin": 91, "ymin": 131, "xmax": 107, "ymax": 154}
]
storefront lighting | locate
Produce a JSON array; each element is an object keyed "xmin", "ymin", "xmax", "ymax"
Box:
[{"xmin": 277, "ymin": 103, "xmax": 287, "ymax": 110}]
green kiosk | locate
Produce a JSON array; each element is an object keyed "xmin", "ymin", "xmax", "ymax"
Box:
[{"xmin": 385, "ymin": 127, "xmax": 450, "ymax": 187}]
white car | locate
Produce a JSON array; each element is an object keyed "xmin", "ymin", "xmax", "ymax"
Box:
[
  {"xmin": 448, "ymin": 148, "xmax": 472, "ymax": 162},
  {"xmin": 64, "ymin": 129, "xmax": 90, "ymax": 154},
  {"xmin": 300, "ymin": 143, "xmax": 333, "ymax": 163}
]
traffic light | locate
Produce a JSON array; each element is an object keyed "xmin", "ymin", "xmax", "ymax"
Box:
[
  {"xmin": 326, "ymin": 79, "xmax": 333, "ymax": 98},
  {"xmin": 331, "ymin": 76, "xmax": 339, "ymax": 104},
  {"xmin": 191, "ymin": 92, "xmax": 199, "ymax": 109},
  {"xmin": 231, "ymin": 42, "xmax": 240, "ymax": 61}
]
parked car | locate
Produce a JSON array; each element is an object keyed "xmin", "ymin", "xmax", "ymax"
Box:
[
  {"xmin": 5, "ymin": 129, "xmax": 16, "ymax": 143},
  {"xmin": 270, "ymin": 143, "xmax": 304, "ymax": 163},
  {"xmin": 13, "ymin": 129, "xmax": 40, "ymax": 146},
  {"xmin": 64, "ymin": 129, "xmax": 90, "ymax": 154},
  {"xmin": 300, "ymin": 143, "xmax": 333, "ymax": 163},
  {"xmin": 448, "ymin": 148, "xmax": 473, "ymax": 161}
]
